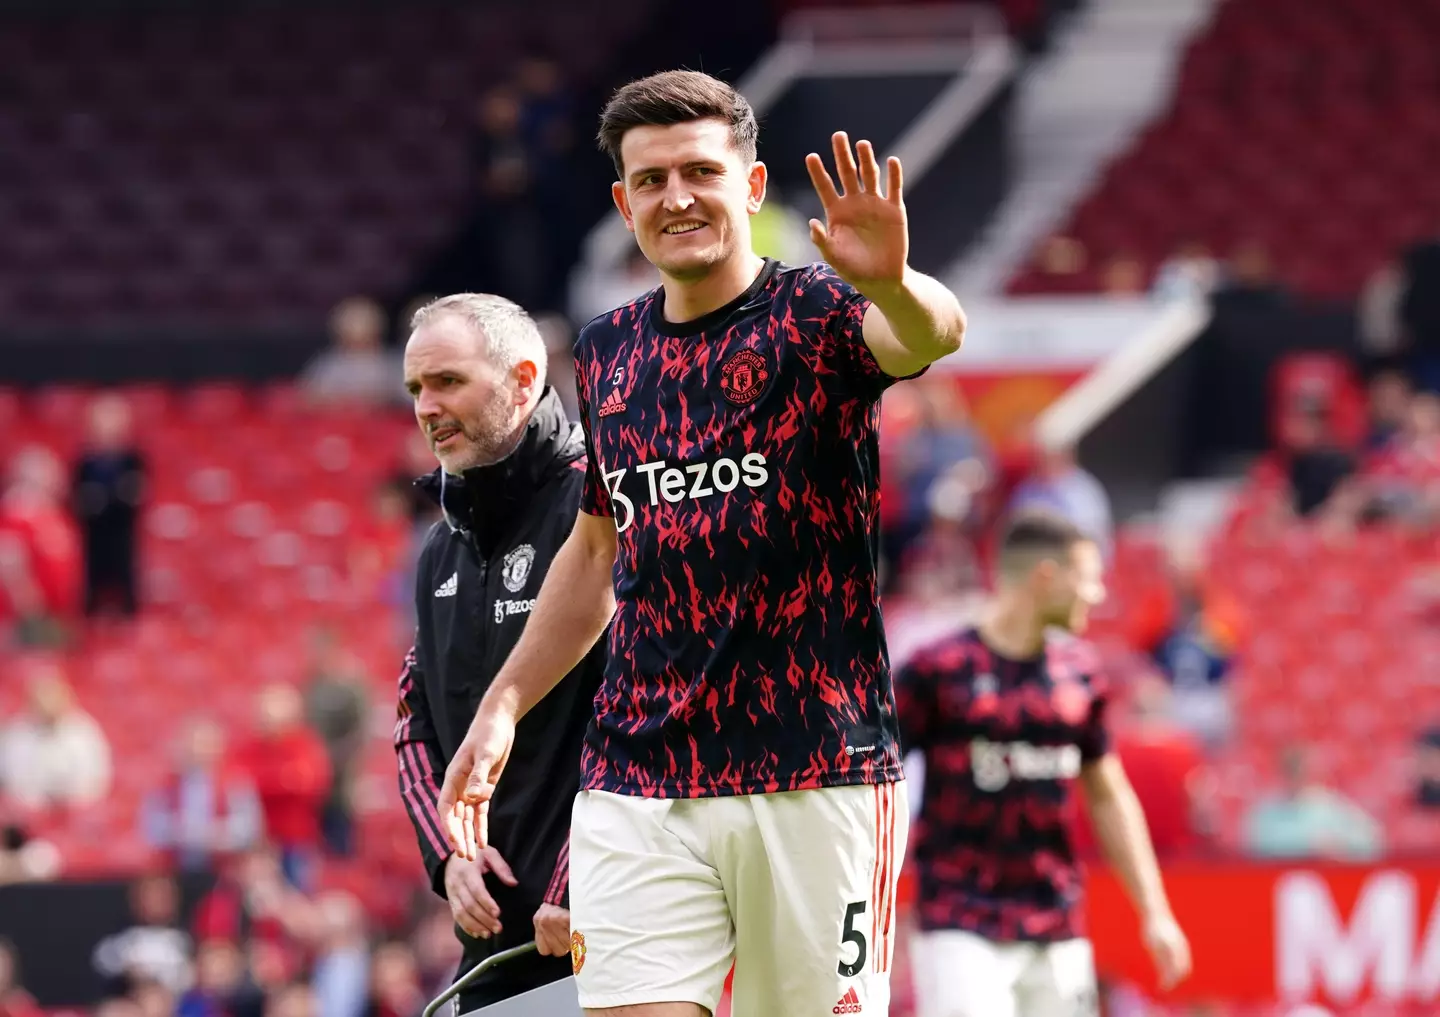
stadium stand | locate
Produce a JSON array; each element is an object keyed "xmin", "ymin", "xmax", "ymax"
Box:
[
  {"xmin": 0, "ymin": 1, "xmax": 656, "ymax": 328},
  {"xmin": 1006, "ymin": 0, "xmax": 1440, "ymax": 299}
]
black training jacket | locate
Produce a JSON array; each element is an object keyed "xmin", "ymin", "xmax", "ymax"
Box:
[{"xmin": 393, "ymin": 388, "xmax": 604, "ymax": 999}]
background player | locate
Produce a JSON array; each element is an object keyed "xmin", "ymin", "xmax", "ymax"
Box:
[
  {"xmin": 437, "ymin": 69, "xmax": 966, "ymax": 1016},
  {"xmin": 896, "ymin": 511, "xmax": 1191, "ymax": 1017}
]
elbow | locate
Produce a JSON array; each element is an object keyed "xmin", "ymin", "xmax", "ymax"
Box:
[{"xmin": 942, "ymin": 303, "xmax": 967, "ymax": 356}]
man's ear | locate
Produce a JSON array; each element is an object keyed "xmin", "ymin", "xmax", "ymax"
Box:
[{"xmin": 612, "ymin": 181, "xmax": 635, "ymax": 233}]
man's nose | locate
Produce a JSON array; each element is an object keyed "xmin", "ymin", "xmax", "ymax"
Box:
[
  {"xmin": 415, "ymin": 390, "xmax": 442, "ymax": 421},
  {"xmin": 662, "ymin": 176, "xmax": 695, "ymax": 212}
]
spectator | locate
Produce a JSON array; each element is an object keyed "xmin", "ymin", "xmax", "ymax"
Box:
[
  {"xmin": 1100, "ymin": 253, "xmax": 1147, "ymax": 296},
  {"xmin": 94, "ymin": 1000, "xmax": 143, "ymax": 1017},
  {"xmin": 142, "ymin": 718, "xmax": 262, "ymax": 873},
  {"xmin": 1366, "ymin": 392, "xmax": 1440, "ymax": 527},
  {"xmin": 71, "ymin": 393, "xmax": 146, "ymax": 619},
  {"xmin": 128, "ymin": 978, "xmax": 175, "ymax": 1017},
  {"xmin": 1007, "ymin": 443, "xmax": 1114, "ymax": 558},
  {"xmin": 192, "ymin": 848, "xmax": 314, "ymax": 975},
  {"xmin": 347, "ymin": 483, "xmax": 413, "ymax": 615},
  {"xmin": 1416, "ymin": 727, "xmax": 1440, "ymax": 808},
  {"xmin": 0, "ymin": 810, "xmax": 59, "ymax": 885},
  {"xmin": 1215, "ymin": 240, "xmax": 1288, "ymax": 308},
  {"xmin": 265, "ymin": 983, "xmax": 318, "ymax": 1017},
  {"xmin": 895, "ymin": 462, "xmax": 987, "ymax": 600},
  {"xmin": 300, "ymin": 628, "xmax": 370, "ymax": 857},
  {"xmin": 0, "ymin": 446, "xmax": 82, "ymax": 647},
  {"xmin": 1276, "ymin": 403, "xmax": 1358, "ymax": 521},
  {"xmin": 0, "ymin": 939, "xmax": 42, "ymax": 1017},
  {"xmin": 1151, "ymin": 240, "xmax": 1219, "ymax": 302},
  {"xmin": 1145, "ymin": 539, "xmax": 1243, "ymax": 746},
  {"xmin": 1243, "ymin": 745, "xmax": 1383, "ymax": 860},
  {"xmin": 92, "ymin": 874, "xmax": 193, "ymax": 997},
  {"xmin": 361, "ymin": 941, "xmax": 423, "ymax": 1017},
  {"xmin": 233, "ymin": 685, "xmax": 332, "ymax": 889},
  {"xmin": 0, "ymin": 659, "xmax": 111, "ymax": 810},
  {"xmin": 310, "ymin": 893, "xmax": 369, "ymax": 1017},
  {"xmin": 1399, "ymin": 234, "xmax": 1440, "ymax": 391},
  {"xmin": 1107, "ymin": 674, "xmax": 1207, "ymax": 858},
  {"xmin": 1365, "ymin": 368, "xmax": 1413, "ymax": 451},
  {"xmin": 300, "ymin": 297, "xmax": 404, "ymax": 408},
  {"xmin": 888, "ymin": 378, "xmax": 990, "ymax": 566},
  {"xmin": 177, "ymin": 939, "xmax": 256, "ymax": 1017}
]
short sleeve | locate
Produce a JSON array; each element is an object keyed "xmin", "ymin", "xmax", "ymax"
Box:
[
  {"xmin": 573, "ymin": 342, "xmax": 612, "ymax": 519},
  {"xmin": 894, "ymin": 652, "xmax": 940, "ymax": 752},
  {"xmin": 1077, "ymin": 674, "xmax": 1111, "ymax": 763},
  {"xmin": 804, "ymin": 263, "xmax": 922, "ymax": 401}
]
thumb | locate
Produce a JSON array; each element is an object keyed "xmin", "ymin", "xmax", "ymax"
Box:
[
  {"xmin": 482, "ymin": 846, "xmax": 519, "ymax": 886},
  {"xmin": 808, "ymin": 218, "xmax": 828, "ymax": 249}
]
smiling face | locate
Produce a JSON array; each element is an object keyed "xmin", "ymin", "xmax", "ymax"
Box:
[{"xmin": 611, "ymin": 118, "xmax": 766, "ymax": 282}]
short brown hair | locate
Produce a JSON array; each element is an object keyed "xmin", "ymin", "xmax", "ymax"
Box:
[
  {"xmin": 597, "ymin": 70, "xmax": 758, "ymax": 179},
  {"xmin": 997, "ymin": 510, "xmax": 1088, "ymax": 577}
]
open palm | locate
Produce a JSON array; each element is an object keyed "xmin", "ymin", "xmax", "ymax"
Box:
[{"xmin": 805, "ymin": 131, "xmax": 908, "ymax": 294}]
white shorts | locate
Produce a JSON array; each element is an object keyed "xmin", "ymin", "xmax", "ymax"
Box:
[
  {"xmin": 569, "ymin": 782, "xmax": 908, "ymax": 1015},
  {"xmin": 912, "ymin": 930, "xmax": 1097, "ymax": 1017}
]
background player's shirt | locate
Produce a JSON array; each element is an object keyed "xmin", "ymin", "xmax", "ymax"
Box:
[
  {"xmin": 573, "ymin": 259, "xmax": 913, "ymax": 799},
  {"xmin": 895, "ymin": 627, "xmax": 1109, "ymax": 942}
]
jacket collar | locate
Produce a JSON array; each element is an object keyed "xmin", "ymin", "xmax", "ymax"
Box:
[{"xmin": 416, "ymin": 387, "xmax": 583, "ymax": 555}]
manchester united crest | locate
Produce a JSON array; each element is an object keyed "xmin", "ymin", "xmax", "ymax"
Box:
[
  {"xmin": 570, "ymin": 930, "xmax": 587, "ymax": 975},
  {"xmin": 717, "ymin": 348, "xmax": 769, "ymax": 406}
]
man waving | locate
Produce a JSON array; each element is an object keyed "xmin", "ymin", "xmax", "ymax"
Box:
[{"xmin": 440, "ymin": 70, "xmax": 966, "ymax": 1017}]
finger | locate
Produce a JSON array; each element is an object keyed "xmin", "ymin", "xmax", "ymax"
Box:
[
  {"xmin": 452, "ymin": 902, "xmax": 486, "ymax": 940},
  {"xmin": 475, "ymin": 799, "xmax": 490, "ymax": 853},
  {"xmin": 831, "ymin": 131, "xmax": 861, "ymax": 195},
  {"xmin": 856, "ymin": 139, "xmax": 881, "ymax": 196},
  {"xmin": 462, "ymin": 803, "xmax": 478, "ymax": 862},
  {"xmin": 808, "ymin": 219, "xmax": 829, "ymax": 252},
  {"xmin": 887, "ymin": 156, "xmax": 904, "ymax": 205},
  {"xmin": 804, "ymin": 153, "xmax": 840, "ymax": 210},
  {"xmin": 482, "ymin": 846, "xmax": 519, "ymax": 886},
  {"xmin": 453, "ymin": 885, "xmax": 501, "ymax": 937},
  {"xmin": 444, "ymin": 804, "xmax": 469, "ymax": 858}
]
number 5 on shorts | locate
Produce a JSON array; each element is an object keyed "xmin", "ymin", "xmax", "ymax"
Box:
[{"xmin": 837, "ymin": 900, "xmax": 867, "ymax": 977}]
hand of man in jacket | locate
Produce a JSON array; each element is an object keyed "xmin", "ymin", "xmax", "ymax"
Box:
[
  {"xmin": 533, "ymin": 903, "xmax": 571, "ymax": 958},
  {"xmin": 444, "ymin": 848, "xmax": 517, "ymax": 939}
]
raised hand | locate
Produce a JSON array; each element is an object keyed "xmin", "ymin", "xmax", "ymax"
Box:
[{"xmin": 804, "ymin": 131, "xmax": 908, "ymax": 294}]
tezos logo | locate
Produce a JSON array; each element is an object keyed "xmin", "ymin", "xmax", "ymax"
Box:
[
  {"xmin": 970, "ymin": 739, "xmax": 1081, "ymax": 792},
  {"xmin": 493, "ymin": 598, "xmax": 536, "ymax": 624},
  {"xmin": 603, "ymin": 452, "xmax": 769, "ymax": 532}
]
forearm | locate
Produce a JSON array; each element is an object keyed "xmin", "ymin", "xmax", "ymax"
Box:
[
  {"xmin": 1088, "ymin": 785, "xmax": 1173, "ymax": 922},
  {"xmin": 485, "ymin": 523, "xmax": 615, "ymax": 722},
  {"xmin": 868, "ymin": 267, "xmax": 966, "ymax": 360}
]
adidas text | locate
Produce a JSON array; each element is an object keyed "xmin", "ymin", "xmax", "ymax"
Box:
[
  {"xmin": 434, "ymin": 573, "xmax": 458, "ymax": 598},
  {"xmin": 602, "ymin": 453, "xmax": 769, "ymax": 533},
  {"xmin": 493, "ymin": 598, "xmax": 537, "ymax": 623},
  {"xmin": 833, "ymin": 987, "xmax": 863, "ymax": 1014}
]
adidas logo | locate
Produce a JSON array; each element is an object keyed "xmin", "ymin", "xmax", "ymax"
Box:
[
  {"xmin": 434, "ymin": 572, "xmax": 458, "ymax": 598},
  {"xmin": 833, "ymin": 987, "xmax": 862, "ymax": 1014},
  {"xmin": 598, "ymin": 388, "xmax": 626, "ymax": 417}
]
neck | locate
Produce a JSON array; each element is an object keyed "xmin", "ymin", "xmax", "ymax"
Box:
[
  {"xmin": 661, "ymin": 252, "xmax": 766, "ymax": 324},
  {"xmin": 978, "ymin": 589, "xmax": 1048, "ymax": 659}
]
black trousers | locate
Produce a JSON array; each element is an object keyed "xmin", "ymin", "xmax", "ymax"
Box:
[{"xmin": 454, "ymin": 927, "xmax": 572, "ymax": 1013}]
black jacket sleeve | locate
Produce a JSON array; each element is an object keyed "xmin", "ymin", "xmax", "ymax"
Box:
[
  {"xmin": 393, "ymin": 643, "xmax": 452, "ymax": 898},
  {"xmin": 541, "ymin": 834, "xmax": 569, "ymax": 909}
]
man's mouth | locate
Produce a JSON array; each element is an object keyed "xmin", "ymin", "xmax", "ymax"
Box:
[
  {"xmin": 662, "ymin": 221, "xmax": 707, "ymax": 235},
  {"xmin": 431, "ymin": 427, "xmax": 462, "ymax": 449}
]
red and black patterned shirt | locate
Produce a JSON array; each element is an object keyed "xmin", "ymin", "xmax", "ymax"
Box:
[
  {"xmin": 573, "ymin": 258, "xmax": 913, "ymax": 798},
  {"xmin": 896, "ymin": 627, "xmax": 1110, "ymax": 942}
]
